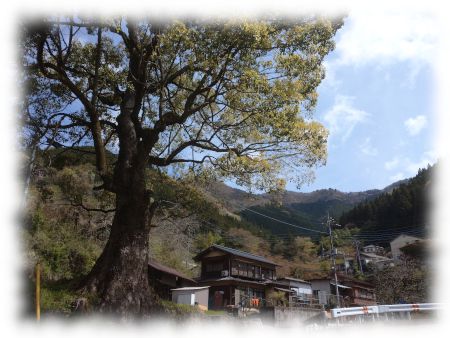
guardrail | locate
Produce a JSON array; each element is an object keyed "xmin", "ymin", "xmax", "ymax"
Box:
[{"xmin": 331, "ymin": 303, "xmax": 442, "ymax": 318}]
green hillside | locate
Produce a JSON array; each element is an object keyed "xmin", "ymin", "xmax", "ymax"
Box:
[{"xmin": 338, "ymin": 164, "xmax": 434, "ymax": 243}]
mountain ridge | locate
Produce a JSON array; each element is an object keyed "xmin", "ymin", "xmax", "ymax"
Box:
[{"xmin": 201, "ymin": 177, "xmax": 410, "ymax": 213}]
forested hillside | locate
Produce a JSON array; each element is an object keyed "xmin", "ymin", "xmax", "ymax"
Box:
[
  {"xmin": 338, "ymin": 164, "xmax": 434, "ymax": 243},
  {"xmin": 201, "ymin": 178, "xmax": 407, "ymax": 241}
]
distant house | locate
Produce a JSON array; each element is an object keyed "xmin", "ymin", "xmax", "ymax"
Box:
[
  {"xmin": 307, "ymin": 277, "xmax": 352, "ymax": 307},
  {"xmin": 362, "ymin": 244, "xmax": 385, "ymax": 255},
  {"xmin": 390, "ymin": 234, "xmax": 423, "ymax": 260},
  {"xmin": 359, "ymin": 252, "xmax": 394, "ymax": 270},
  {"xmin": 307, "ymin": 275, "xmax": 376, "ymax": 307},
  {"xmin": 338, "ymin": 275, "xmax": 377, "ymax": 307},
  {"xmin": 193, "ymin": 244, "xmax": 279, "ymax": 309},
  {"xmin": 171, "ymin": 286, "xmax": 209, "ymax": 311},
  {"xmin": 148, "ymin": 259, "xmax": 197, "ymax": 300}
]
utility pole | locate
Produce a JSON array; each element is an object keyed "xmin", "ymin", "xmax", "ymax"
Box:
[
  {"xmin": 327, "ymin": 212, "xmax": 341, "ymax": 308},
  {"xmin": 354, "ymin": 239, "xmax": 364, "ymax": 274},
  {"xmin": 343, "ymin": 251, "xmax": 348, "ymax": 275}
]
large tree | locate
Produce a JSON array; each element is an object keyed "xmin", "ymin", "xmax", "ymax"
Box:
[{"xmin": 22, "ymin": 17, "xmax": 342, "ymax": 315}]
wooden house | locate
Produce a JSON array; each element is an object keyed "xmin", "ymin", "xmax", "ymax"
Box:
[
  {"xmin": 338, "ymin": 275, "xmax": 377, "ymax": 306},
  {"xmin": 193, "ymin": 244, "xmax": 279, "ymax": 309}
]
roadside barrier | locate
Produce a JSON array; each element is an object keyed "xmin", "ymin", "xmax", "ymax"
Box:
[{"xmin": 331, "ymin": 303, "xmax": 442, "ymax": 318}]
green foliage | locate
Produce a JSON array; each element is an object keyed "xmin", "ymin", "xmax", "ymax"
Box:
[
  {"xmin": 318, "ymin": 227, "xmax": 360, "ymax": 251},
  {"xmin": 204, "ymin": 309, "xmax": 227, "ymax": 316},
  {"xmin": 31, "ymin": 226, "xmax": 100, "ymax": 281},
  {"xmin": 339, "ymin": 165, "xmax": 434, "ymax": 244},
  {"xmin": 160, "ymin": 300, "xmax": 202, "ymax": 319},
  {"xmin": 56, "ymin": 166, "xmax": 95, "ymax": 204},
  {"xmin": 241, "ymin": 204, "xmax": 324, "ymax": 239},
  {"xmin": 40, "ymin": 282, "xmax": 78, "ymax": 315},
  {"xmin": 289, "ymin": 199, "xmax": 355, "ymax": 222},
  {"xmin": 194, "ymin": 232, "xmax": 224, "ymax": 252},
  {"xmin": 267, "ymin": 290, "xmax": 288, "ymax": 307},
  {"xmin": 26, "ymin": 205, "xmax": 102, "ymax": 281},
  {"xmin": 293, "ymin": 237, "xmax": 319, "ymax": 262},
  {"xmin": 36, "ymin": 147, "xmax": 116, "ymax": 171}
]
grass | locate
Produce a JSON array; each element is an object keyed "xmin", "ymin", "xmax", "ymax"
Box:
[{"xmin": 204, "ymin": 309, "xmax": 227, "ymax": 316}]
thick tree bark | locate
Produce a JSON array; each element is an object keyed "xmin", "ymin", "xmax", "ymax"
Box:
[
  {"xmin": 80, "ymin": 90, "xmax": 160, "ymax": 316},
  {"xmin": 81, "ymin": 180, "xmax": 158, "ymax": 316}
]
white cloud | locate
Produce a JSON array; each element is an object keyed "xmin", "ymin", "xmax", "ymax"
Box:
[
  {"xmin": 390, "ymin": 172, "xmax": 406, "ymax": 181},
  {"xmin": 404, "ymin": 115, "xmax": 428, "ymax": 136},
  {"xmin": 386, "ymin": 151, "xmax": 438, "ymax": 180},
  {"xmin": 384, "ymin": 157, "xmax": 400, "ymax": 170},
  {"xmin": 323, "ymin": 95, "xmax": 370, "ymax": 141},
  {"xmin": 322, "ymin": 60, "xmax": 342, "ymax": 89},
  {"xmin": 325, "ymin": 10, "xmax": 438, "ymax": 87},
  {"xmin": 335, "ymin": 10, "xmax": 438, "ymax": 67},
  {"xmin": 405, "ymin": 151, "xmax": 437, "ymax": 175},
  {"xmin": 359, "ymin": 137, "xmax": 378, "ymax": 156}
]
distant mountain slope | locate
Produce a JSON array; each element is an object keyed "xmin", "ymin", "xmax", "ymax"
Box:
[
  {"xmin": 338, "ymin": 165, "xmax": 434, "ymax": 244},
  {"xmin": 200, "ymin": 177, "xmax": 412, "ymax": 237}
]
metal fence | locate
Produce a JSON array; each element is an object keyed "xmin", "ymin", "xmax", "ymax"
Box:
[{"xmin": 331, "ymin": 303, "xmax": 442, "ymax": 319}]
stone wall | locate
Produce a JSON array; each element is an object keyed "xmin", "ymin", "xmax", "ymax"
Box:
[{"xmin": 273, "ymin": 307, "xmax": 326, "ymax": 327}]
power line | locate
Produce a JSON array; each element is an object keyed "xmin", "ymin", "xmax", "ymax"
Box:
[
  {"xmin": 198, "ymin": 217, "xmax": 426, "ymax": 244},
  {"xmin": 351, "ymin": 223, "xmax": 429, "ymax": 234},
  {"xmin": 242, "ymin": 208, "xmax": 328, "ymax": 235}
]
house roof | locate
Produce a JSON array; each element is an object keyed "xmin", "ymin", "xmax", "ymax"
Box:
[
  {"xmin": 330, "ymin": 282, "xmax": 352, "ymax": 289},
  {"xmin": 359, "ymin": 252, "xmax": 389, "ymax": 260},
  {"xmin": 337, "ymin": 275, "xmax": 375, "ymax": 288},
  {"xmin": 171, "ymin": 286, "xmax": 209, "ymax": 291},
  {"xmin": 148, "ymin": 259, "xmax": 197, "ymax": 284},
  {"xmin": 278, "ymin": 277, "xmax": 311, "ymax": 284},
  {"xmin": 193, "ymin": 244, "xmax": 279, "ymax": 265}
]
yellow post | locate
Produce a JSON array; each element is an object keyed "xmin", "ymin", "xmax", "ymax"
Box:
[{"xmin": 36, "ymin": 262, "xmax": 40, "ymax": 321}]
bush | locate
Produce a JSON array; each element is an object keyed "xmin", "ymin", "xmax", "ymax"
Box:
[{"xmin": 160, "ymin": 300, "xmax": 203, "ymax": 319}]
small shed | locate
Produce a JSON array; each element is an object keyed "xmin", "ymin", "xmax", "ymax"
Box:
[
  {"xmin": 148, "ymin": 259, "xmax": 197, "ymax": 300},
  {"xmin": 171, "ymin": 286, "xmax": 210, "ymax": 311}
]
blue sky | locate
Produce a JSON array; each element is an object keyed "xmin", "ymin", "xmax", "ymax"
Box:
[{"xmin": 288, "ymin": 10, "xmax": 439, "ymax": 193}]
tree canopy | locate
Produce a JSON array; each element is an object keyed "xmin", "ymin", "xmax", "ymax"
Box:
[{"xmin": 23, "ymin": 17, "xmax": 342, "ymax": 192}]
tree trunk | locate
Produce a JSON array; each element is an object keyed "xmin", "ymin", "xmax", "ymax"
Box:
[
  {"xmin": 80, "ymin": 167, "xmax": 159, "ymax": 316},
  {"xmin": 80, "ymin": 85, "xmax": 161, "ymax": 316}
]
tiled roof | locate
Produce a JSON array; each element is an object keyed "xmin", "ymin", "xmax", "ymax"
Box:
[
  {"xmin": 193, "ymin": 244, "xmax": 278, "ymax": 265},
  {"xmin": 278, "ymin": 276, "xmax": 311, "ymax": 284},
  {"xmin": 148, "ymin": 259, "xmax": 197, "ymax": 283}
]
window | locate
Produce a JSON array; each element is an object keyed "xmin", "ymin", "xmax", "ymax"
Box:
[
  {"xmin": 249, "ymin": 265, "xmax": 255, "ymax": 278},
  {"xmin": 255, "ymin": 266, "xmax": 261, "ymax": 279},
  {"xmin": 261, "ymin": 268, "xmax": 274, "ymax": 280},
  {"xmin": 206, "ymin": 262, "xmax": 223, "ymax": 272},
  {"xmin": 242, "ymin": 263, "xmax": 248, "ymax": 277}
]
